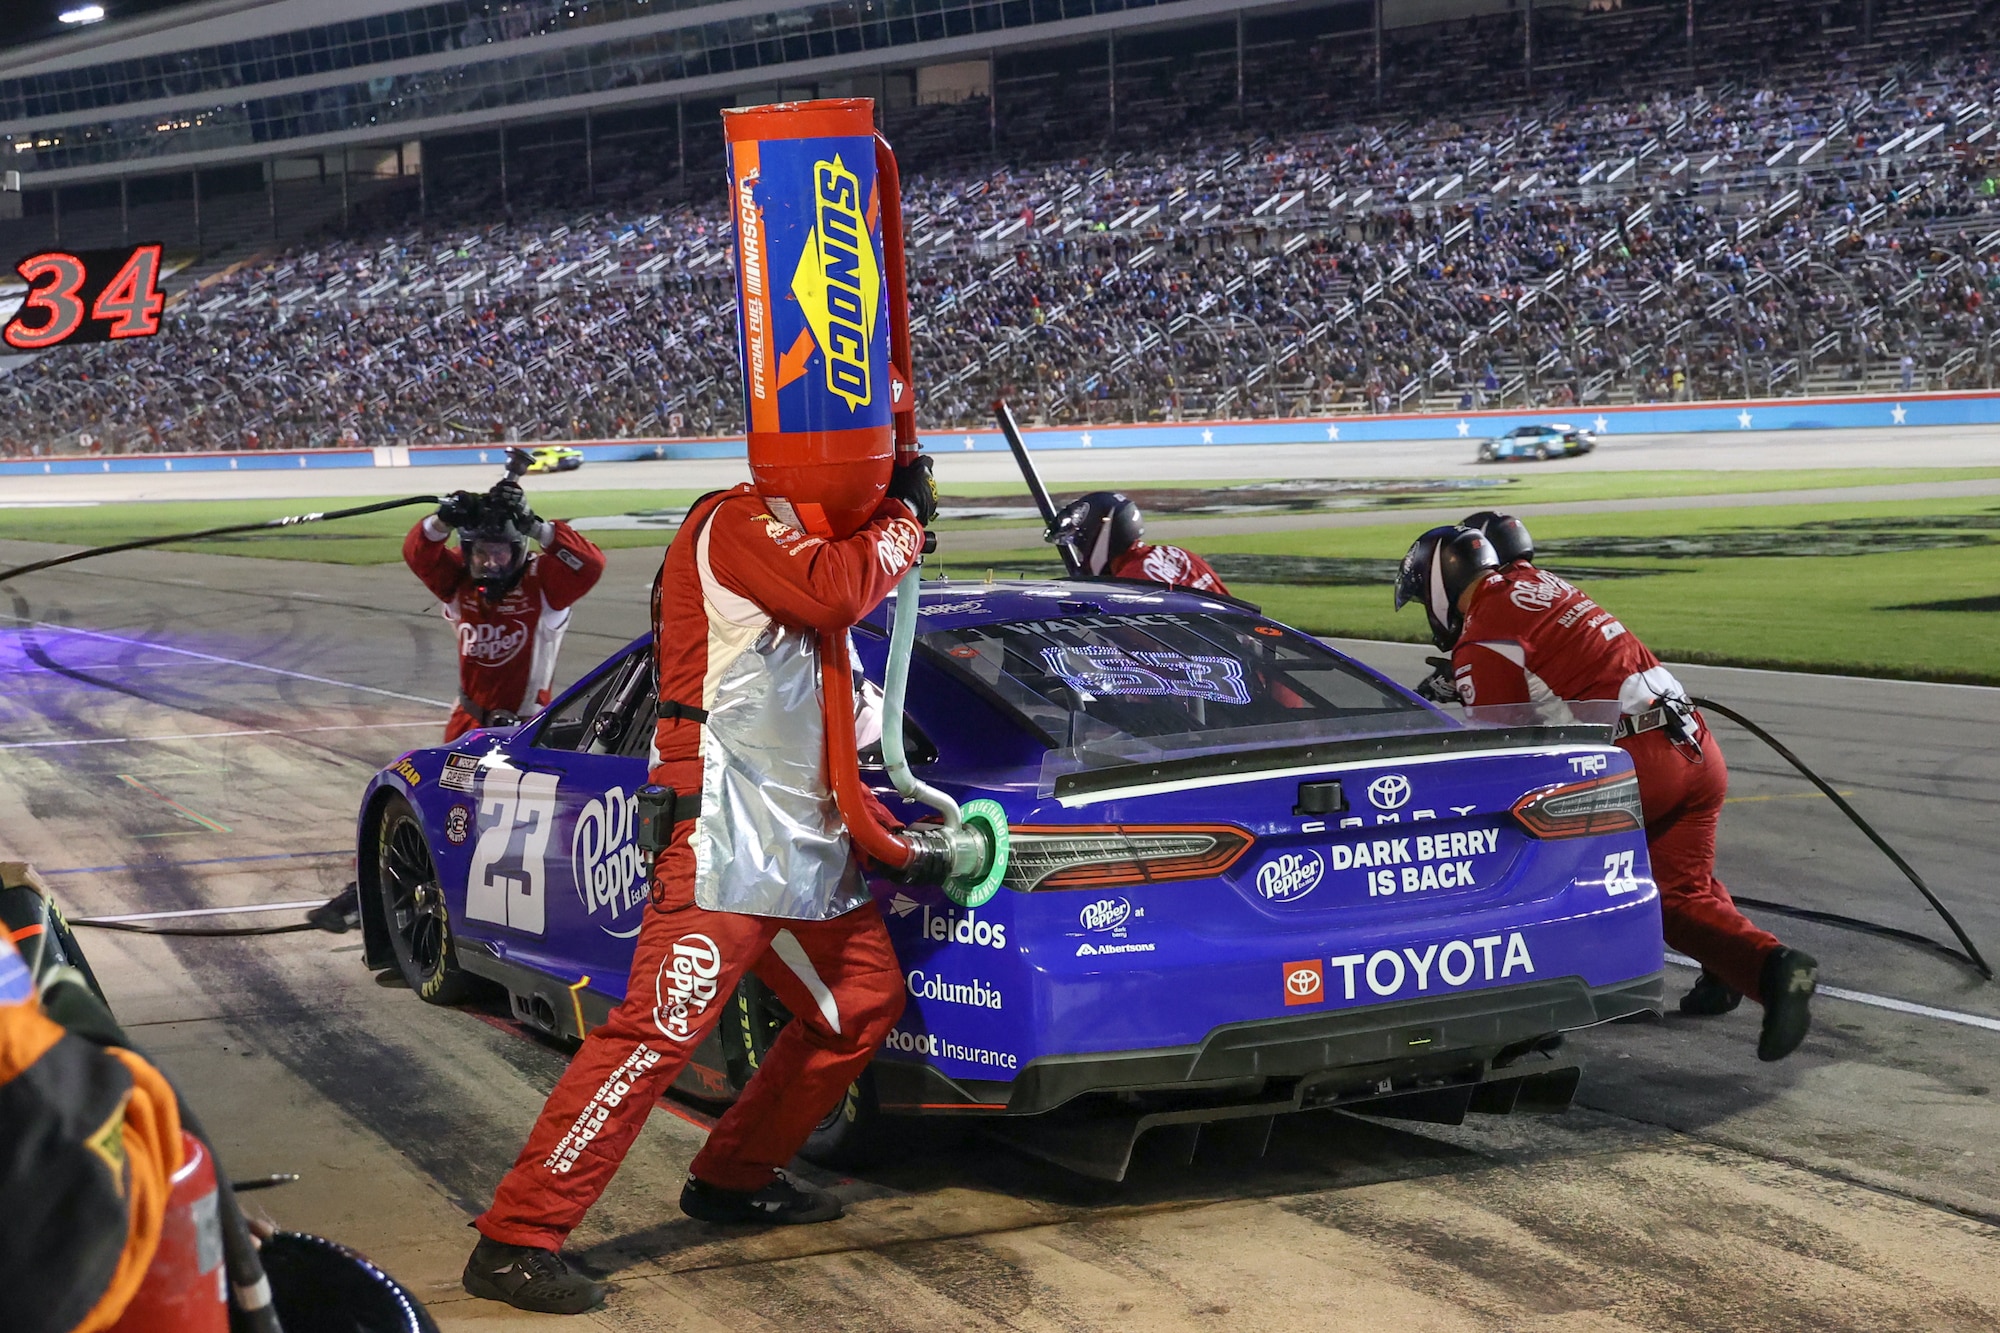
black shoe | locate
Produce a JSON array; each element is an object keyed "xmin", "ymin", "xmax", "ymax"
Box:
[
  {"xmin": 1679, "ymin": 970, "xmax": 1743, "ymax": 1016},
  {"xmin": 1757, "ymin": 947, "xmax": 1818, "ymax": 1063},
  {"xmin": 462, "ymin": 1237, "xmax": 604, "ymax": 1314},
  {"xmin": 307, "ymin": 883, "xmax": 360, "ymax": 934},
  {"xmin": 679, "ymin": 1169, "xmax": 844, "ymax": 1226}
]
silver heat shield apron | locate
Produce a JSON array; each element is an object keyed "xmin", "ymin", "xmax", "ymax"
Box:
[{"xmin": 691, "ymin": 621, "xmax": 870, "ymax": 920}]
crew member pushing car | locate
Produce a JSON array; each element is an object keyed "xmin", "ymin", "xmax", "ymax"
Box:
[
  {"xmin": 1054, "ymin": 491, "xmax": 1231, "ymax": 594},
  {"xmin": 1395, "ymin": 520, "xmax": 1817, "ymax": 1062},
  {"xmin": 404, "ymin": 481, "xmax": 606, "ymax": 741},
  {"xmin": 462, "ymin": 459, "xmax": 939, "ymax": 1316}
]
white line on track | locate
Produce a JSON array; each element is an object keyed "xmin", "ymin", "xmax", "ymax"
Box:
[
  {"xmin": 0, "ymin": 720, "xmax": 441, "ymax": 750},
  {"xmin": 1665, "ymin": 951, "xmax": 2000, "ymax": 1033},
  {"xmin": 4, "ymin": 618, "xmax": 453, "ymax": 709},
  {"xmin": 72, "ymin": 899, "xmax": 327, "ymax": 924}
]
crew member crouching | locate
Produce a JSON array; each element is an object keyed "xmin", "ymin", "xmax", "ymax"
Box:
[
  {"xmin": 405, "ymin": 481, "xmax": 606, "ymax": 740},
  {"xmin": 1054, "ymin": 490, "xmax": 1230, "ymax": 594},
  {"xmin": 1395, "ymin": 520, "xmax": 1818, "ymax": 1062}
]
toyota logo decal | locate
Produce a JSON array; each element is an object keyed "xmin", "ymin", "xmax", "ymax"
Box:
[
  {"xmin": 1367, "ymin": 774, "xmax": 1412, "ymax": 810},
  {"xmin": 1287, "ymin": 968, "xmax": 1319, "ymax": 996}
]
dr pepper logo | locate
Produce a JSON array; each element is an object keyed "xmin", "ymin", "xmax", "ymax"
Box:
[
  {"xmin": 1284, "ymin": 959, "xmax": 1324, "ymax": 1006},
  {"xmin": 790, "ymin": 155, "xmax": 879, "ymax": 412}
]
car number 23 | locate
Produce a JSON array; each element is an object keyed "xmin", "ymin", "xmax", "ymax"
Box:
[{"xmin": 466, "ymin": 768, "xmax": 559, "ymax": 934}]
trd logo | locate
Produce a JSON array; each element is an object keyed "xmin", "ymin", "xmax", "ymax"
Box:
[
  {"xmin": 1284, "ymin": 959, "xmax": 1325, "ymax": 1006},
  {"xmin": 1569, "ymin": 754, "xmax": 1609, "ymax": 776}
]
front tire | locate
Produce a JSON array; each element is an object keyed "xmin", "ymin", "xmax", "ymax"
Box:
[
  {"xmin": 722, "ymin": 976, "xmax": 886, "ymax": 1168},
  {"xmin": 375, "ymin": 794, "xmax": 477, "ymax": 1005}
]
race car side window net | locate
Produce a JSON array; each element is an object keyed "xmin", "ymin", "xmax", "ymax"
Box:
[{"xmin": 532, "ymin": 650, "xmax": 637, "ymax": 752}]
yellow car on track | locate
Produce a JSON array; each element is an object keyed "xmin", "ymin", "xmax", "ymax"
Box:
[{"xmin": 522, "ymin": 446, "xmax": 584, "ymax": 474}]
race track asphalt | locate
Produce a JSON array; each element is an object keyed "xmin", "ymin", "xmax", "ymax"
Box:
[
  {"xmin": 2, "ymin": 529, "xmax": 1995, "ymax": 1331},
  {"xmin": 7, "ymin": 419, "xmax": 2000, "ymax": 503}
]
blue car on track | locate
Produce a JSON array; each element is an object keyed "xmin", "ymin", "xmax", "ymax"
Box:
[
  {"xmin": 1478, "ymin": 422, "xmax": 1597, "ymax": 462},
  {"xmin": 355, "ymin": 578, "xmax": 1664, "ymax": 1178}
]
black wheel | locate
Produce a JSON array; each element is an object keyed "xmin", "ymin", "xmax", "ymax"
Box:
[
  {"xmin": 375, "ymin": 794, "xmax": 476, "ymax": 1005},
  {"xmin": 722, "ymin": 976, "xmax": 886, "ymax": 1168},
  {"xmin": 1535, "ymin": 444, "xmax": 1550, "ymax": 460}
]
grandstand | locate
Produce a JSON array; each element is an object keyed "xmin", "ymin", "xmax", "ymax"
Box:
[{"xmin": 5, "ymin": 0, "xmax": 2000, "ymax": 455}]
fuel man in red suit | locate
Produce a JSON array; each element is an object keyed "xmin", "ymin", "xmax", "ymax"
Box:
[
  {"xmin": 1395, "ymin": 518, "xmax": 1817, "ymax": 1064},
  {"xmin": 1053, "ymin": 491, "xmax": 1231, "ymax": 594},
  {"xmin": 461, "ymin": 458, "xmax": 940, "ymax": 1315},
  {"xmin": 404, "ymin": 481, "xmax": 606, "ymax": 741}
]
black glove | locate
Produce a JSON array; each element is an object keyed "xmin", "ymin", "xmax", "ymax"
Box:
[
  {"xmin": 437, "ymin": 490, "xmax": 480, "ymax": 529},
  {"xmin": 1415, "ymin": 656, "xmax": 1461, "ymax": 704},
  {"xmin": 489, "ymin": 478, "xmax": 536, "ymax": 529},
  {"xmin": 888, "ymin": 454, "xmax": 938, "ymax": 527}
]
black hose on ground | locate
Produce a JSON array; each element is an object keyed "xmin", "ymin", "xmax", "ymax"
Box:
[
  {"xmin": 0, "ymin": 494, "xmax": 442, "ymax": 584},
  {"xmin": 68, "ymin": 918, "xmax": 322, "ymax": 937},
  {"xmin": 1693, "ymin": 695, "xmax": 1993, "ymax": 981}
]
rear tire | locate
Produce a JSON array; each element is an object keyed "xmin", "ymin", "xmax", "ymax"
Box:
[
  {"xmin": 1535, "ymin": 444, "xmax": 1550, "ymax": 460},
  {"xmin": 722, "ymin": 976, "xmax": 887, "ymax": 1169},
  {"xmin": 375, "ymin": 794, "xmax": 477, "ymax": 1005}
]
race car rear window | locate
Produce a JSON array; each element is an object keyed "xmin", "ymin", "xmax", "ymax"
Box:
[{"xmin": 921, "ymin": 611, "xmax": 1425, "ymax": 749}]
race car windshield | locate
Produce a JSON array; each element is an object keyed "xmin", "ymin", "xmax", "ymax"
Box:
[{"xmin": 922, "ymin": 611, "xmax": 1431, "ymax": 754}]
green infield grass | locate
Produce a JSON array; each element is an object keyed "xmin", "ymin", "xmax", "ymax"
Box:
[
  {"xmin": 933, "ymin": 496, "xmax": 2000, "ymax": 685},
  {"xmin": 3, "ymin": 465, "xmax": 1996, "ymax": 565},
  {"xmin": 4, "ymin": 479, "xmax": 1995, "ymax": 683}
]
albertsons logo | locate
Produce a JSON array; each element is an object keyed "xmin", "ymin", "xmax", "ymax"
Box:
[
  {"xmin": 1077, "ymin": 897, "xmax": 1132, "ymax": 933},
  {"xmin": 1256, "ymin": 850, "xmax": 1324, "ymax": 902}
]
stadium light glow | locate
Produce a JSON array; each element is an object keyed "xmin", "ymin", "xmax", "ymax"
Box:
[{"xmin": 58, "ymin": 4, "xmax": 107, "ymax": 23}]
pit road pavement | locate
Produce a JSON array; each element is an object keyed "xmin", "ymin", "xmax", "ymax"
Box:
[{"xmin": 1, "ymin": 534, "xmax": 1996, "ymax": 1331}]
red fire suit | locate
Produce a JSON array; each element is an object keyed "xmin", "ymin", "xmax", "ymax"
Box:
[
  {"xmin": 403, "ymin": 517, "xmax": 607, "ymax": 741},
  {"xmin": 1450, "ymin": 564, "xmax": 1781, "ymax": 1003},
  {"xmin": 1108, "ymin": 542, "xmax": 1231, "ymax": 595},
  {"xmin": 475, "ymin": 485, "xmax": 922, "ymax": 1250}
]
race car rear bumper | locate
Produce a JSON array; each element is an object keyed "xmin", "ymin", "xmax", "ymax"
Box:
[
  {"xmin": 875, "ymin": 971, "xmax": 1662, "ymax": 1179},
  {"xmin": 877, "ymin": 971, "xmax": 1662, "ymax": 1117}
]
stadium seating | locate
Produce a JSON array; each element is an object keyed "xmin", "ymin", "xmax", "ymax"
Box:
[{"xmin": 6, "ymin": 0, "xmax": 2000, "ymax": 456}]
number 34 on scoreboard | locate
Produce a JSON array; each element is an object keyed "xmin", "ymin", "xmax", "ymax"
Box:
[{"xmin": 3, "ymin": 243, "xmax": 167, "ymax": 350}]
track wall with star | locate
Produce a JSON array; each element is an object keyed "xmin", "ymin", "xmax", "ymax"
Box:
[{"xmin": 0, "ymin": 389, "xmax": 1984, "ymax": 476}]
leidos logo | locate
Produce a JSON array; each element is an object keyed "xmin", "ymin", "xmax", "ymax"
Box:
[{"xmin": 790, "ymin": 155, "xmax": 879, "ymax": 412}]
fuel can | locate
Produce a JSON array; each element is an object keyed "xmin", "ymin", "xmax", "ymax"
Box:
[{"xmin": 723, "ymin": 98, "xmax": 906, "ymax": 540}]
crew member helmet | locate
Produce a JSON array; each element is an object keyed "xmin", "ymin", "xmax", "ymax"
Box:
[
  {"xmin": 1395, "ymin": 525, "xmax": 1500, "ymax": 650},
  {"xmin": 1052, "ymin": 491, "xmax": 1144, "ymax": 575},
  {"xmin": 460, "ymin": 505, "xmax": 531, "ymax": 600},
  {"xmin": 1462, "ymin": 510, "xmax": 1534, "ymax": 565}
]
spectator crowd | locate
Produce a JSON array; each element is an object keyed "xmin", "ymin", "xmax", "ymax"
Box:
[{"xmin": 7, "ymin": 0, "xmax": 2000, "ymax": 456}]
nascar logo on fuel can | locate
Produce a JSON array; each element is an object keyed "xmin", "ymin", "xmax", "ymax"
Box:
[{"xmin": 722, "ymin": 99, "xmax": 897, "ymax": 540}]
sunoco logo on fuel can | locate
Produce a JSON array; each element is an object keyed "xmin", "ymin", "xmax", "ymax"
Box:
[{"xmin": 723, "ymin": 105, "xmax": 890, "ymax": 439}]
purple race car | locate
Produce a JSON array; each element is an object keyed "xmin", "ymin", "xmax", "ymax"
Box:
[{"xmin": 355, "ymin": 578, "xmax": 1664, "ymax": 1179}]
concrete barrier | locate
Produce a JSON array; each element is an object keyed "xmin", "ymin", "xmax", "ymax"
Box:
[{"xmin": 3, "ymin": 388, "xmax": 1992, "ymax": 478}]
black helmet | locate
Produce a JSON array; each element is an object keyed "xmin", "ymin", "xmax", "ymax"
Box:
[
  {"xmin": 460, "ymin": 500, "xmax": 531, "ymax": 601},
  {"xmin": 1395, "ymin": 525, "xmax": 1499, "ymax": 650},
  {"xmin": 1052, "ymin": 491, "xmax": 1144, "ymax": 575},
  {"xmin": 1462, "ymin": 510, "xmax": 1534, "ymax": 565}
]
